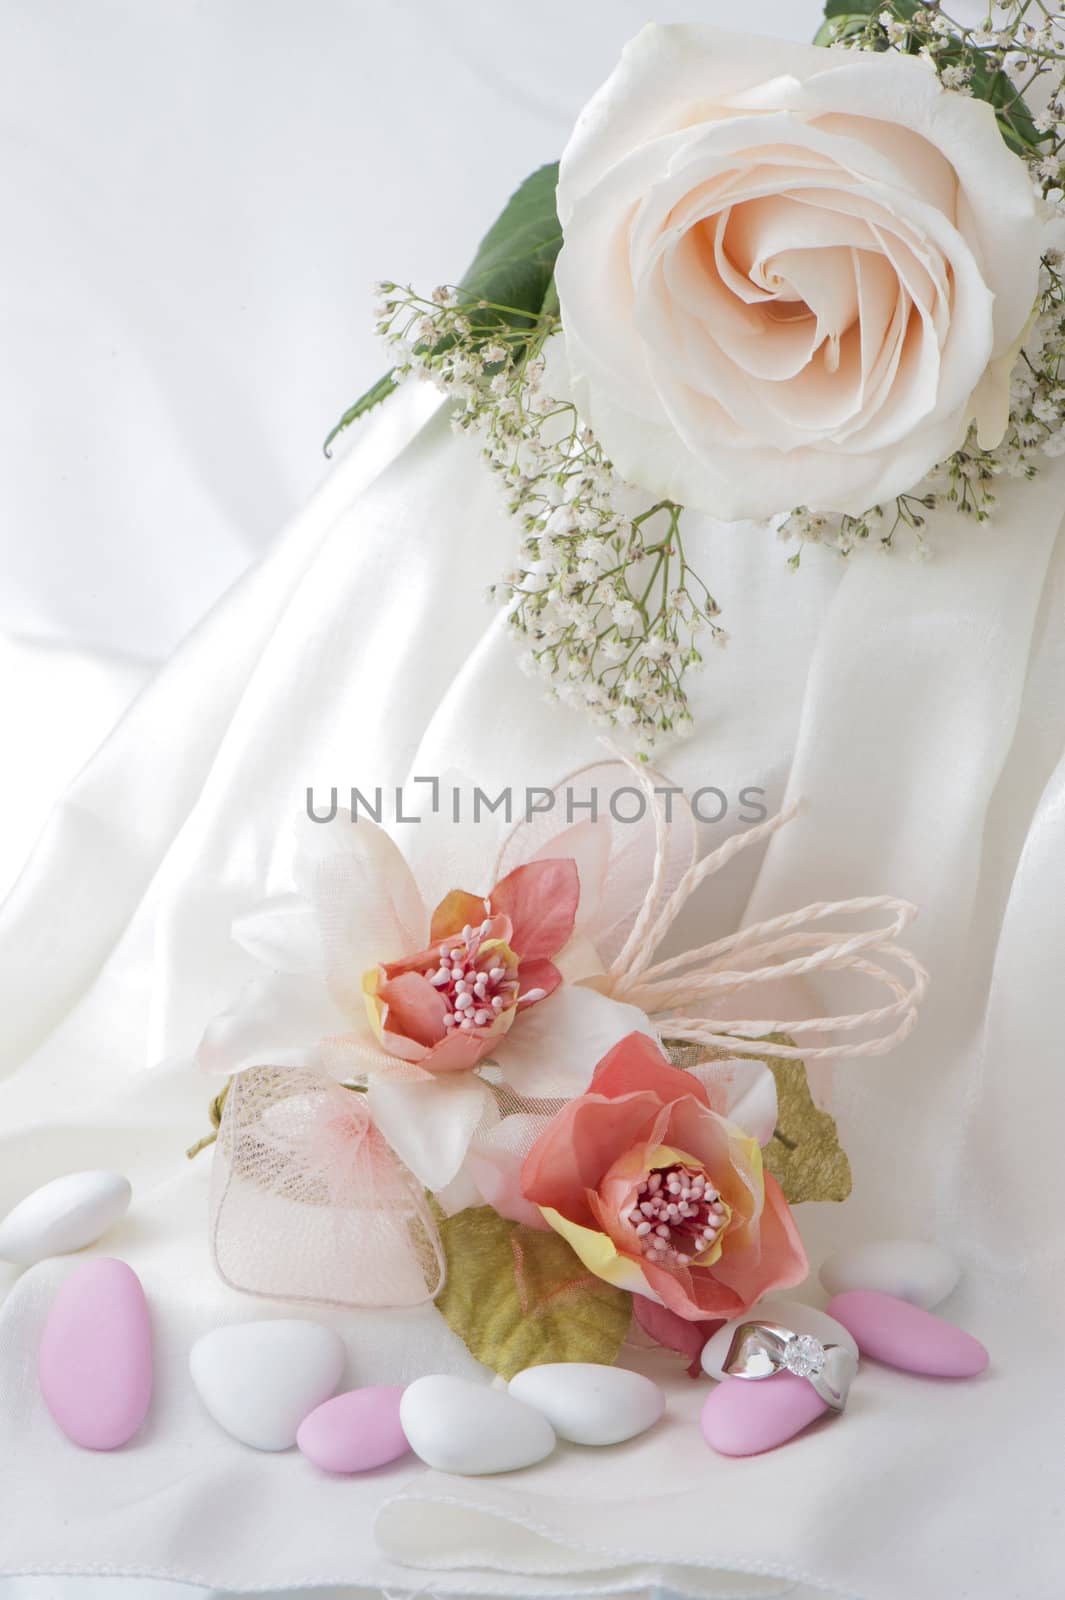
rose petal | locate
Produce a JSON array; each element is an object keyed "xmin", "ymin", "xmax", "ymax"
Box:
[
  {"xmin": 538, "ymin": 1206, "xmax": 654, "ymax": 1298},
  {"xmin": 641, "ymin": 1254, "xmax": 746, "ymax": 1322},
  {"xmin": 489, "ymin": 858, "xmax": 579, "ymax": 960},
  {"xmin": 521, "ymin": 1090, "xmax": 665, "ymax": 1225},
  {"xmin": 710, "ymin": 1172, "xmax": 809, "ymax": 1306},
  {"xmin": 632, "ymin": 1294, "xmax": 722, "ymax": 1377},
  {"xmin": 418, "ymin": 1028, "xmax": 495, "ymax": 1075},
  {"xmin": 555, "ymin": 23, "xmax": 1038, "ymax": 520},
  {"xmin": 557, "ymin": 24, "xmax": 842, "ymax": 216},
  {"xmin": 430, "ymin": 888, "xmax": 490, "ymax": 942},
  {"xmin": 530, "ymin": 820, "xmax": 610, "ymax": 935},
  {"xmin": 491, "ymin": 758, "xmax": 698, "ymax": 971},
  {"xmin": 590, "ymin": 1030, "xmax": 703, "ymax": 1104},
  {"xmin": 689, "ymin": 1058, "xmax": 778, "ymax": 1146},
  {"xmin": 377, "ymin": 971, "xmax": 449, "ymax": 1049},
  {"xmin": 667, "ymin": 1096, "xmax": 765, "ymax": 1230},
  {"xmin": 514, "ymin": 956, "xmax": 561, "ymax": 1009}
]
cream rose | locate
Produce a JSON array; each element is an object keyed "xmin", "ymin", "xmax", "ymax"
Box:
[{"xmin": 555, "ymin": 25, "xmax": 1041, "ymax": 520}]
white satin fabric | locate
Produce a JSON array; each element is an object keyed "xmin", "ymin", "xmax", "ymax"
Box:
[
  {"xmin": 0, "ymin": 0, "xmax": 825, "ymax": 666},
  {"xmin": 0, "ymin": 381, "xmax": 1062, "ymax": 1599}
]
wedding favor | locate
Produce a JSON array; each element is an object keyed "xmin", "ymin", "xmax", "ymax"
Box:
[{"xmin": 164, "ymin": 0, "xmax": 1064, "ymax": 1504}]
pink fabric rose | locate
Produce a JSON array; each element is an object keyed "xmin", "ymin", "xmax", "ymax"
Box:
[{"xmin": 521, "ymin": 1031, "xmax": 807, "ymax": 1321}]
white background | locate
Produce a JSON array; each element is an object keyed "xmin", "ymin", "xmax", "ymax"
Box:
[{"xmin": 0, "ymin": 0, "xmax": 826, "ymax": 901}]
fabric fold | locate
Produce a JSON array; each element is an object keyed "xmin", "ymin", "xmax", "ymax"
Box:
[{"xmin": 0, "ymin": 380, "xmax": 1062, "ymax": 1598}]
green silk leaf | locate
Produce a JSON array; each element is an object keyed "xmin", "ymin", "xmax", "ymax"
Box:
[
  {"xmin": 434, "ymin": 1205, "xmax": 632, "ymax": 1379},
  {"xmin": 322, "ymin": 370, "xmax": 399, "ymax": 456},
  {"xmin": 758, "ymin": 1035, "xmax": 853, "ymax": 1205}
]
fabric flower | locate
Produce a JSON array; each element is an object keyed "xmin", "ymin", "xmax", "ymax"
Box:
[
  {"xmin": 555, "ymin": 24, "xmax": 1041, "ymax": 520},
  {"xmin": 361, "ymin": 860, "xmax": 575, "ymax": 1074},
  {"xmin": 197, "ymin": 816, "xmax": 653, "ymax": 1191},
  {"xmin": 521, "ymin": 1031, "xmax": 807, "ymax": 1320}
]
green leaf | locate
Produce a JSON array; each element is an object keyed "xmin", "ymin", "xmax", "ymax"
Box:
[
  {"xmin": 322, "ymin": 370, "xmax": 399, "ymax": 456},
  {"xmin": 950, "ymin": 45, "xmax": 1043, "ymax": 156},
  {"xmin": 813, "ymin": 16, "xmax": 874, "ymax": 45},
  {"xmin": 821, "ymin": 0, "xmax": 916, "ymax": 18},
  {"xmin": 434, "ymin": 1206, "xmax": 632, "ymax": 1379},
  {"xmin": 455, "ymin": 161, "xmax": 562, "ymax": 328},
  {"xmin": 325, "ymin": 162, "xmax": 561, "ymax": 454},
  {"xmin": 757, "ymin": 1035, "xmax": 853, "ymax": 1206}
]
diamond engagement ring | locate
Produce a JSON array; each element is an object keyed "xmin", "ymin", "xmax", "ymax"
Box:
[{"xmin": 722, "ymin": 1320, "xmax": 857, "ymax": 1413}]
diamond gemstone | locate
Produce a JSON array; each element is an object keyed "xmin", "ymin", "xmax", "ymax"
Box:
[{"xmin": 784, "ymin": 1334, "xmax": 826, "ymax": 1378}]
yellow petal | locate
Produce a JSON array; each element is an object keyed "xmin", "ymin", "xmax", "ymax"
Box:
[
  {"xmin": 647, "ymin": 1142, "xmax": 702, "ymax": 1170},
  {"xmin": 478, "ymin": 937, "xmax": 520, "ymax": 972},
  {"xmin": 538, "ymin": 1207, "xmax": 655, "ymax": 1297},
  {"xmin": 362, "ymin": 966, "xmax": 385, "ymax": 1042}
]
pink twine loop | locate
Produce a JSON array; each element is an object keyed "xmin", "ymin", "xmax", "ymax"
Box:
[{"xmin": 599, "ymin": 758, "xmax": 927, "ymax": 1061}]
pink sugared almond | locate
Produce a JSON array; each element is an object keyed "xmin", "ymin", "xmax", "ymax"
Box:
[
  {"xmin": 701, "ymin": 1372, "xmax": 829, "ymax": 1456},
  {"xmin": 297, "ymin": 1385, "xmax": 409, "ymax": 1474},
  {"xmin": 827, "ymin": 1289, "xmax": 988, "ymax": 1377},
  {"xmin": 39, "ymin": 1258, "xmax": 152, "ymax": 1450}
]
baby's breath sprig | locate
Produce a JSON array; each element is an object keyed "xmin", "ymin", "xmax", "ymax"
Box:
[
  {"xmin": 782, "ymin": 1, "xmax": 1065, "ymax": 561},
  {"xmin": 374, "ymin": 282, "xmax": 723, "ymax": 754},
  {"xmin": 820, "ymin": 2, "xmax": 1063, "ymax": 159}
]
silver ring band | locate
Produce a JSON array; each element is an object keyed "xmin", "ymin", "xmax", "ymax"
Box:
[{"xmin": 722, "ymin": 1319, "xmax": 857, "ymax": 1412}]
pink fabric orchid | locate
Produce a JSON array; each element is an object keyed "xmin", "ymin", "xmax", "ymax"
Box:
[
  {"xmin": 363, "ymin": 857, "xmax": 578, "ymax": 1074},
  {"xmin": 521, "ymin": 1031, "xmax": 808, "ymax": 1322},
  {"xmin": 197, "ymin": 816, "xmax": 654, "ymax": 1192}
]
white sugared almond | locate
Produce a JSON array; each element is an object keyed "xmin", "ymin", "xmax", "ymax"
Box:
[
  {"xmin": 0, "ymin": 1171, "xmax": 132, "ymax": 1265},
  {"xmin": 819, "ymin": 1239, "xmax": 960, "ymax": 1310},
  {"xmin": 190, "ymin": 1320, "xmax": 346, "ymax": 1451},
  {"xmin": 509, "ymin": 1362, "xmax": 664, "ymax": 1445},
  {"xmin": 400, "ymin": 1374, "xmax": 556, "ymax": 1474}
]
